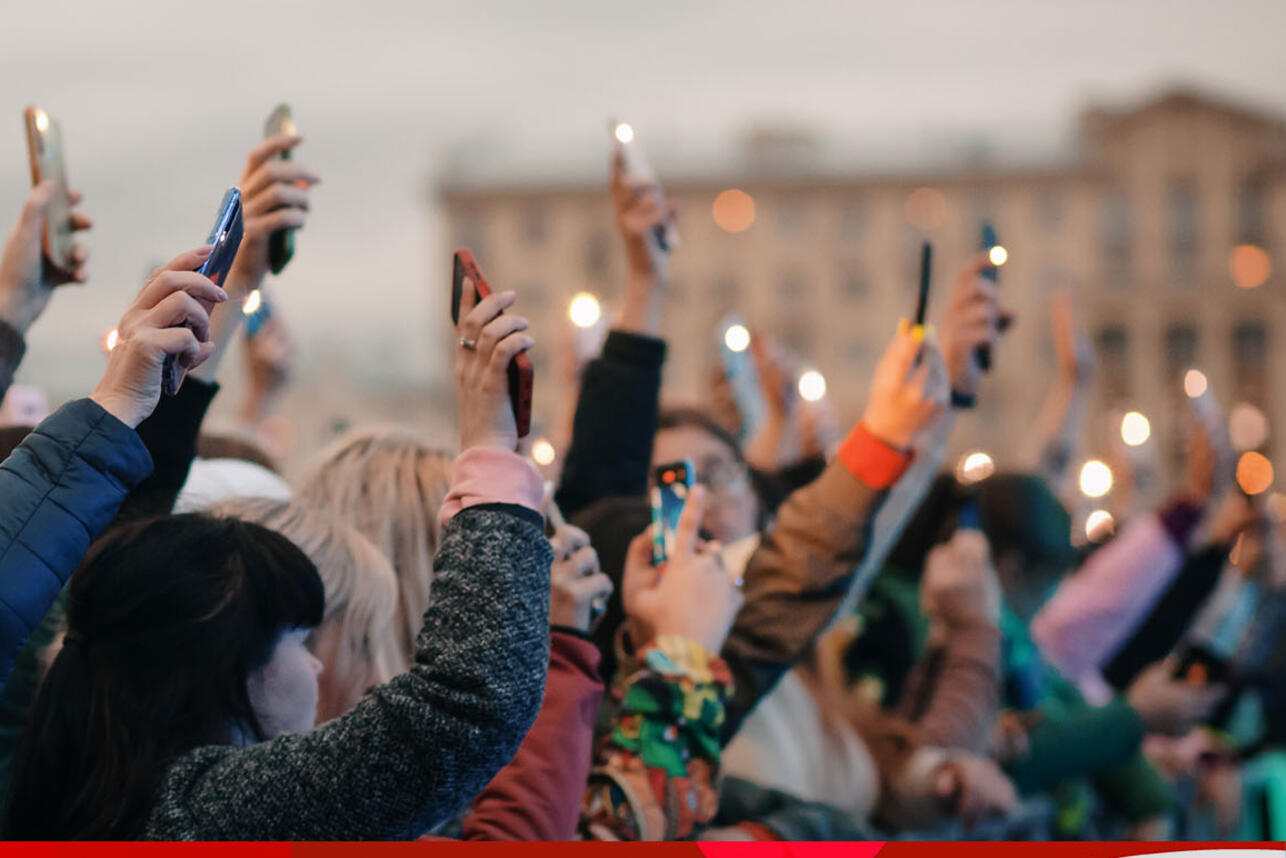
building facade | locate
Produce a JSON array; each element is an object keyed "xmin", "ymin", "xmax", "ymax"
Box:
[{"xmin": 438, "ymin": 89, "xmax": 1286, "ymax": 505}]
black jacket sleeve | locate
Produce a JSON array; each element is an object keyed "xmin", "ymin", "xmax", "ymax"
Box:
[
  {"xmin": 0, "ymin": 320, "xmax": 26, "ymax": 404},
  {"xmin": 554, "ymin": 331, "xmax": 666, "ymax": 520},
  {"xmin": 114, "ymin": 378, "xmax": 219, "ymax": 524}
]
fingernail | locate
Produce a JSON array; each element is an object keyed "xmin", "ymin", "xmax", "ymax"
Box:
[
  {"xmin": 215, "ymin": 288, "xmax": 228, "ymax": 302},
  {"xmin": 897, "ymin": 317, "xmax": 910, "ymax": 335},
  {"xmin": 197, "ymin": 245, "xmax": 214, "ymax": 256}
]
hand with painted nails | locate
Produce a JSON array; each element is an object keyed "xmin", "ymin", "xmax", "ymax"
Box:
[
  {"xmin": 455, "ymin": 280, "xmax": 534, "ymax": 452},
  {"xmin": 90, "ymin": 246, "xmax": 228, "ymax": 427},
  {"xmin": 861, "ymin": 322, "xmax": 949, "ymax": 450},
  {"xmin": 0, "ymin": 180, "xmax": 93, "ymax": 333},
  {"xmin": 229, "ymin": 133, "xmax": 319, "ymax": 291}
]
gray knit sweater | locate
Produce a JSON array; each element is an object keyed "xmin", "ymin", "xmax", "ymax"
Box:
[{"xmin": 143, "ymin": 504, "xmax": 551, "ymax": 840}]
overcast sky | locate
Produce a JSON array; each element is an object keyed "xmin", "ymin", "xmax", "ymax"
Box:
[{"xmin": 0, "ymin": 0, "xmax": 1283, "ymax": 397}]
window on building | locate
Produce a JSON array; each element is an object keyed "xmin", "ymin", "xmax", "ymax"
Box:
[
  {"xmin": 777, "ymin": 200, "xmax": 808, "ymax": 238},
  {"xmin": 1167, "ymin": 178, "xmax": 1199, "ymax": 286},
  {"xmin": 519, "ymin": 202, "xmax": 548, "ymax": 246},
  {"xmin": 778, "ymin": 272, "xmax": 806, "ymax": 303},
  {"xmin": 1036, "ymin": 189, "xmax": 1065, "ymax": 230},
  {"xmin": 1233, "ymin": 321, "xmax": 1268, "ymax": 402},
  {"xmin": 1096, "ymin": 324, "xmax": 1131, "ymax": 400},
  {"xmin": 1100, "ymin": 189, "xmax": 1132, "ymax": 288},
  {"xmin": 839, "ymin": 265, "xmax": 869, "ymax": 302},
  {"xmin": 1237, "ymin": 178, "xmax": 1265, "ymax": 244},
  {"xmin": 1164, "ymin": 323, "xmax": 1198, "ymax": 377},
  {"xmin": 837, "ymin": 200, "xmax": 866, "ymax": 239},
  {"xmin": 584, "ymin": 231, "xmax": 610, "ymax": 282}
]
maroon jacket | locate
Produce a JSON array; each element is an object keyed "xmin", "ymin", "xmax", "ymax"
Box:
[{"xmin": 457, "ymin": 630, "xmax": 604, "ymax": 840}]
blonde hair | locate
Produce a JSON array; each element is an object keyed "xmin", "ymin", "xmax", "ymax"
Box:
[
  {"xmin": 208, "ymin": 497, "xmax": 401, "ymax": 688},
  {"xmin": 296, "ymin": 427, "xmax": 454, "ymax": 666}
]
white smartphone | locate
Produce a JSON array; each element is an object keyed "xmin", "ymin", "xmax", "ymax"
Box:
[{"xmin": 610, "ymin": 119, "xmax": 679, "ymax": 253}]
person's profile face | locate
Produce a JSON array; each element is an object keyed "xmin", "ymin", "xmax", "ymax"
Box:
[
  {"xmin": 246, "ymin": 627, "xmax": 323, "ymax": 739},
  {"xmin": 652, "ymin": 425, "xmax": 759, "ymax": 543}
]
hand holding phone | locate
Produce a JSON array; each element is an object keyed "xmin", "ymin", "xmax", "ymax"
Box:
[
  {"xmin": 22, "ymin": 107, "xmax": 76, "ymax": 279},
  {"xmin": 611, "ymin": 119, "xmax": 679, "ymax": 255},
  {"xmin": 263, "ymin": 104, "xmax": 297, "ymax": 274},
  {"xmin": 650, "ymin": 459, "xmax": 695, "ymax": 565},
  {"xmin": 452, "ymin": 249, "xmax": 533, "ymax": 438},
  {"xmin": 452, "ymin": 250, "xmax": 535, "ymax": 446},
  {"xmin": 162, "ymin": 189, "xmax": 243, "ymax": 395}
]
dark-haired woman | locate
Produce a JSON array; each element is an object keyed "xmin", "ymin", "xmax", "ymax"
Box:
[{"xmin": 5, "ymin": 282, "xmax": 551, "ymax": 840}]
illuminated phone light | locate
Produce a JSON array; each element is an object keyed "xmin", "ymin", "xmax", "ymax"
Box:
[
  {"xmin": 1079, "ymin": 459, "xmax": 1112, "ymax": 498},
  {"xmin": 1085, "ymin": 509, "xmax": 1115, "ymax": 542},
  {"xmin": 103, "ymin": 328, "xmax": 119, "ymax": 353},
  {"xmin": 242, "ymin": 289, "xmax": 263, "ymax": 316},
  {"xmin": 1120, "ymin": 411, "xmax": 1150, "ymax": 447},
  {"xmin": 531, "ymin": 438, "xmax": 556, "ymax": 467},
  {"xmin": 614, "ymin": 123, "xmax": 635, "ymax": 144},
  {"xmin": 1236, "ymin": 451, "xmax": 1274, "ymax": 496},
  {"xmin": 1229, "ymin": 402, "xmax": 1269, "ymax": 452},
  {"xmin": 798, "ymin": 370, "xmax": 827, "ymax": 402},
  {"xmin": 956, "ymin": 450, "xmax": 995, "ymax": 485},
  {"xmin": 723, "ymin": 324, "xmax": 751, "ymax": 353},
  {"xmin": 988, "ymin": 245, "xmax": 1008, "ymax": 267},
  {"xmin": 33, "ymin": 110, "xmax": 49, "ymax": 133},
  {"xmin": 1184, "ymin": 368, "xmax": 1208, "ymax": 399},
  {"xmin": 662, "ymin": 470, "xmax": 675, "ymax": 484},
  {"xmin": 568, "ymin": 292, "xmax": 602, "ymax": 328}
]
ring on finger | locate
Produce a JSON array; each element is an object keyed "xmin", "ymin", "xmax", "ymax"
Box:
[{"xmin": 459, "ymin": 337, "xmax": 477, "ymax": 351}]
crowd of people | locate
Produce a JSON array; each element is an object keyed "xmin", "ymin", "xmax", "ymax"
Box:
[{"xmin": 0, "ymin": 116, "xmax": 1280, "ymax": 842}]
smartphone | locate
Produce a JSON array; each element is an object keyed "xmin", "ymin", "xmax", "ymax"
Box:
[
  {"xmin": 264, "ymin": 104, "xmax": 296, "ymax": 275},
  {"xmin": 245, "ymin": 292, "xmax": 272, "ymax": 338},
  {"xmin": 162, "ymin": 188, "xmax": 244, "ymax": 396},
  {"xmin": 650, "ymin": 459, "xmax": 695, "ymax": 565},
  {"xmin": 914, "ymin": 241, "xmax": 932, "ymax": 326},
  {"xmin": 451, "ymin": 249, "xmax": 533, "ymax": 438},
  {"xmin": 976, "ymin": 222, "xmax": 999, "ymax": 371},
  {"xmin": 719, "ymin": 314, "xmax": 766, "ymax": 442},
  {"xmin": 611, "ymin": 119, "xmax": 679, "ymax": 253},
  {"xmin": 23, "ymin": 107, "xmax": 75, "ymax": 277}
]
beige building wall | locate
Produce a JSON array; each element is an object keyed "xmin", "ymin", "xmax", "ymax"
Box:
[{"xmin": 439, "ymin": 90, "xmax": 1286, "ymax": 507}]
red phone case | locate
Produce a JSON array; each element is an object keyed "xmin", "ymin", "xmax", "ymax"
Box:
[{"xmin": 452, "ymin": 249, "xmax": 533, "ymax": 438}]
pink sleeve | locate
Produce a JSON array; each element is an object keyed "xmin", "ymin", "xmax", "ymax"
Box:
[
  {"xmin": 437, "ymin": 446, "xmax": 545, "ymax": 526},
  {"xmin": 1032, "ymin": 514, "xmax": 1184, "ymax": 701},
  {"xmin": 459, "ymin": 632, "xmax": 605, "ymax": 840}
]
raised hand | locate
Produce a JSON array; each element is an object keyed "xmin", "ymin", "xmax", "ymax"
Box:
[
  {"xmin": 90, "ymin": 247, "xmax": 227, "ymax": 427},
  {"xmin": 941, "ymin": 253, "xmax": 1014, "ymax": 399},
  {"xmin": 622, "ymin": 485, "xmax": 744, "ymax": 653},
  {"xmin": 861, "ymin": 323, "xmax": 949, "ymax": 450},
  {"xmin": 455, "ymin": 280, "xmax": 533, "ymax": 452},
  {"xmin": 548, "ymin": 524, "xmax": 614, "ymax": 632},
  {"xmin": 921, "ymin": 529, "xmax": 1003, "ymax": 631},
  {"xmin": 229, "ymin": 134, "xmax": 320, "ymax": 292},
  {"xmin": 0, "ymin": 181, "xmax": 92, "ymax": 333}
]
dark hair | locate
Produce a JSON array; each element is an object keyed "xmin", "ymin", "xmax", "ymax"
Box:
[
  {"xmin": 887, "ymin": 472, "xmax": 1078, "ymax": 578},
  {"xmin": 4, "ymin": 514, "xmax": 324, "ymax": 840},
  {"xmin": 657, "ymin": 407, "xmax": 746, "ymax": 465},
  {"xmin": 197, "ymin": 432, "xmax": 280, "ymax": 473}
]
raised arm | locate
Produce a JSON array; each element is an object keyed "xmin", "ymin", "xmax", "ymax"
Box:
[
  {"xmin": 0, "ymin": 246, "xmax": 224, "ymax": 686},
  {"xmin": 554, "ymin": 149, "xmax": 675, "ymax": 518},
  {"xmin": 0, "ymin": 181, "xmax": 93, "ymax": 399},
  {"xmin": 146, "ymin": 256, "xmax": 551, "ymax": 840}
]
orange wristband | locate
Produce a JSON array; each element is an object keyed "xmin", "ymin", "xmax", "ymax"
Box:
[{"xmin": 838, "ymin": 422, "xmax": 913, "ymax": 489}]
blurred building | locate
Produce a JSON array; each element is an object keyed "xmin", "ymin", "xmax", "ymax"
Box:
[{"xmin": 437, "ymin": 88, "xmax": 1286, "ymax": 502}]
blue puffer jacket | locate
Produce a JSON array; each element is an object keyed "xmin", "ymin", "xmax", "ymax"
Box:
[{"xmin": 0, "ymin": 398, "xmax": 152, "ymax": 687}]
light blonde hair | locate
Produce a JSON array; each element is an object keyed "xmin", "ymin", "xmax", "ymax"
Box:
[
  {"xmin": 296, "ymin": 427, "xmax": 454, "ymax": 666},
  {"xmin": 208, "ymin": 497, "xmax": 401, "ymax": 689}
]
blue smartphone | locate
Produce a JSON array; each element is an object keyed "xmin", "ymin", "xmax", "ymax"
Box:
[
  {"xmin": 976, "ymin": 222, "xmax": 999, "ymax": 371},
  {"xmin": 718, "ymin": 315, "xmax": 766, "ymax": 443},
  {"xmin": 650, "ymin": 458, "xmax": 695, "ymax": 566},
  {"xmin": 162, "ymin": 188, "xmax": 244, "ymax": 396},
  {"xmin": 957, "ymin": 497, "xmax": 982, "ymax": 531}
]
